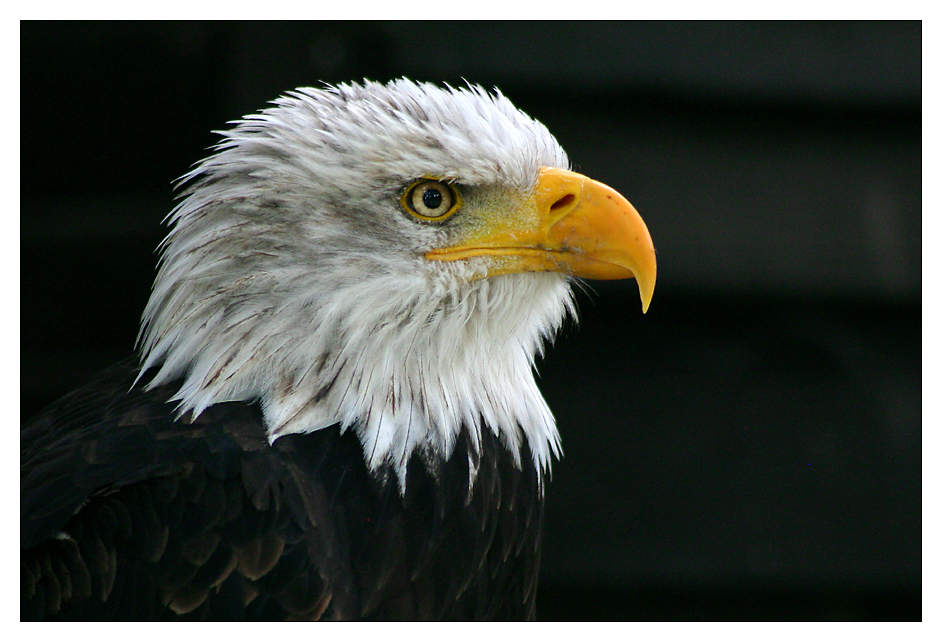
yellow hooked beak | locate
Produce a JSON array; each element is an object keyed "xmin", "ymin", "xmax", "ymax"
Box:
[{"xmin": 425, "ymin": 167, "xmax": 657, "ymax": 313}]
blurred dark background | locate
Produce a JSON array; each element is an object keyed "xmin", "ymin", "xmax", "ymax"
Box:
[{"xmin": 20, "ymin": 22, "xmax": 921, "ymax": 620}]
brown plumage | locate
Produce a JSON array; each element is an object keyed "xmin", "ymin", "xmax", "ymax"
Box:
[{"xmin": 22, "ymin": 361, "xmax": 542, "ymax": 620}]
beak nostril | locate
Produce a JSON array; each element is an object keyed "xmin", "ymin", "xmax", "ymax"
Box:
[{"xmin": 549, "ymin": 193, "xmax": 576, "ymax": 212}]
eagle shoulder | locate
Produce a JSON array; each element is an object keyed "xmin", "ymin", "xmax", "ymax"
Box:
[{"xmin": 21, "ymin": 361, "xmax": 543, "ymax": 620}]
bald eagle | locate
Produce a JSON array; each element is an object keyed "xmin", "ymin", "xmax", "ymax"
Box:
[{"xmin": 21, "ymin": 80, "xmax": 656, "ymax": 621}]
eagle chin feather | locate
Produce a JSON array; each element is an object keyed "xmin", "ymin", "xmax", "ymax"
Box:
[{"xmin": 136, "ymin": 80, "xmax": 575, "ymax": 490}]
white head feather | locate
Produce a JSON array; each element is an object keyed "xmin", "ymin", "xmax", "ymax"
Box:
[{"xmin": 137, "ymin": 79, "xmax": 575, "ymax": 489}]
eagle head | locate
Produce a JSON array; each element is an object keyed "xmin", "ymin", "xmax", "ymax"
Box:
[{"xmin": 137, "ymin": 79, "xmax": 656, "ymax": 489}]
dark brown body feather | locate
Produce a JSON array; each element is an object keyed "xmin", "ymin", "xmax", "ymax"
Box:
[{"xmin": 21, "ymin": 361, "xmax": 543, "ymax": 620}]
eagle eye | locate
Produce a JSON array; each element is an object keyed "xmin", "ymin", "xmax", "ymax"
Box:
[{"xmin": 402, "ymin": 179, "xmax": 460, "ymax": 222}]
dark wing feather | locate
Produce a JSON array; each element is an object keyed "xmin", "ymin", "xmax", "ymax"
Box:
[{"xmin": 22, "ymin": 360, "xmax": 543, "ymax": 620}]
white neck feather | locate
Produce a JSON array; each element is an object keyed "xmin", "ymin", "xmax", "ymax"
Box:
[{"xmin": 140, "ymin": 257, "xmax": 573, "ymax": 489}]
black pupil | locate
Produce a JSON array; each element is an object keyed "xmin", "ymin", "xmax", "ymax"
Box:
[{"xmin": 422, "ymin": 187, "xmax": 443, "ymax": 211}]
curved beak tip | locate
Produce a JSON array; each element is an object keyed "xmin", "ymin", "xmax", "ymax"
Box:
[
  {"xmin": 636, "ymin": 249, "xmax": 657, "ymax": 314},
  {"xmin": 639, "ymin": 277, "xmax": 655, "ymax": 314}
]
